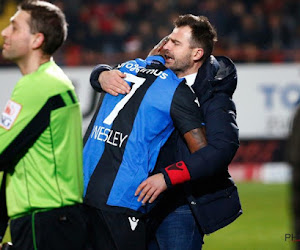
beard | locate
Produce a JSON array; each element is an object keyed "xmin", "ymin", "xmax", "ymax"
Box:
[{"xmin": 165, "ymin": 52, "xmax": 193, "ymax": 76}]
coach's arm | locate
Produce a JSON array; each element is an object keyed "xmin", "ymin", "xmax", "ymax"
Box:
[
  {"xmin": 135, "ymin": 127, "xmax": 207, "ymax": 204},
  {"xmin": 90, "ymin": 64, "xmax": 130, "ymax": 96}
]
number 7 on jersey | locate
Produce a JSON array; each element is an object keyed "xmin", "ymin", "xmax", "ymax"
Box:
[{"xmin": 103, "ymin": 73, "xmax": 146, "ymax": 125}]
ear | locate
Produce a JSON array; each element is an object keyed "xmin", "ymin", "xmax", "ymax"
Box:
[
  {"xmin": 193, "ymin": 48, "xmax": 204, "ymax": 61},
  {"xmin": 32, "ymin": 33, "xmax": 45, "ymax": 50}
]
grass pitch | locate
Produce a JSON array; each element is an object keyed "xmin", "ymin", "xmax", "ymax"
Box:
[
  {"xmin": 204, "ymin": 182, "xmax": 294, "ymax": 250},
  {"xmin": 0, "ymin": 178, "xmax": 294, "ymax": 249}
]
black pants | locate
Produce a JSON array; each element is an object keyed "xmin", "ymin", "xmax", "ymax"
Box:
[
  {"xmin": 85, "ymin": 205, "xmax": 146, "ymax": 250},
  {"xmin": 10, "ymin": 204, "xmax": 89, "ymax": 250}
]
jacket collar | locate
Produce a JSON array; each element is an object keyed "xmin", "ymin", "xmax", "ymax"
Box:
[{"xmin": 193, "ymin": 55, "xmax": 237, "ymax": 105}]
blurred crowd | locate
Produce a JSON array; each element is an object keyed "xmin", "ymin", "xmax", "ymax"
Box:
[{"xmin": 1, "ymin": 0, "xmax": 300, "ymax": 65}]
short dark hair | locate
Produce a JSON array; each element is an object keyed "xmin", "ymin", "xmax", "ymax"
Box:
[
  {"xmin": 174, "ymin": 14, "xmax": 217, "ymax": 61},
  {"xmin": 19, "ymin": 0, "xmax": 67, "ymax": 55}
]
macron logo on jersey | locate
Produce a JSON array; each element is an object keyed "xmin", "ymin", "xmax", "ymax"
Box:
[
  {"xmin": 128, "ymin": 217, "xmax": 139, "ymax": 231},
  {"xmin": 0, "ymin": 100, "xmax": 22, "ymax": 130}
]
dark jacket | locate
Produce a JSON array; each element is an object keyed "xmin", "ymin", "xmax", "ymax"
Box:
[
  {"xmin": 89, "ymin": 55, "xmax": 242, "ymax": 234},
  {"xmin": 150, "ymin": 56, "xmax": 242, "ymax": 234}
]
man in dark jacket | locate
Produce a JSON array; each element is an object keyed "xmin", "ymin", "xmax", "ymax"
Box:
[{"xmin": 90, "ymin": 14, "xmax": 242, "ymax": 250}]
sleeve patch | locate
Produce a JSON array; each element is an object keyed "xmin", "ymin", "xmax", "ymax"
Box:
[
  {"xmin": 0, "ymin": 100, "xmax": 22, "ymax": 130},
  {"xmin": 165, "ymin": 161, "xmax": 191, "ymax": 185}
]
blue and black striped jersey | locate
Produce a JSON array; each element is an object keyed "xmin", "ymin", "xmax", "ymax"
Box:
[{"xmin": 83, "ymin": 55, "xmax": 203, "ymax": 214}]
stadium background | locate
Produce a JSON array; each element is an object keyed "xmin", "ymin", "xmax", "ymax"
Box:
[{"xmin": 0, "ymin": 0, "xmax": 299, "ymax": 249}]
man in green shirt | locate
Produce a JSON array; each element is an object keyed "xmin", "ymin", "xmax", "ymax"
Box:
[{"xmin": 0, "ymin": 1, "xmax": 87, "ymax": 249}]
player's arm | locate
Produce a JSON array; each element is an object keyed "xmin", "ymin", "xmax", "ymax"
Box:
[
  {"xmin": 184, "ymin": 127, "xmax": 207, "ymax": 153},
  {"xmin": 135, "ymin": 81, "xmax": 207, "ymax": 204},
  {"xmin": 90, "ymin": 64, "xmax": 129, "ymax": 96}
]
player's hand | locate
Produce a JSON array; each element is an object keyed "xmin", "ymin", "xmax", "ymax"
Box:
[
  {"xmin": 148, "ymin": 36, "xmax": 169, "ymax": 56},
  {"xmin": 99, "ymin": 70, "xmax": 130, "ymax": 96},
  {"xmin": 135, "ymin": 173, "xmax": 167, "ymax": 204}
]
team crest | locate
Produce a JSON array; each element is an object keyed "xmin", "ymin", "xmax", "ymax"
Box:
[{"xmin": 0, "ymin": 100, "xmax": 22, "ymax": 130}]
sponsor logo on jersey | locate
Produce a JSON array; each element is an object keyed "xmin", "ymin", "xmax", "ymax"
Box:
[
  {"xmin": 90, "ymin": 125, "xmax": 128, "ymax": 148},
  {"xmin": 117, "ymin": 61, "xmax": 168, "ymax": 80},
  {"xmin": 0, "ymin": 100, "xmax": 22, "ymax": 130}
]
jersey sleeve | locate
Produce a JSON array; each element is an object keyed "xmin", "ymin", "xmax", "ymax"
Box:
[{"xmin": 170, "ymin": 80, "xmax": 203, "ymax": 135}]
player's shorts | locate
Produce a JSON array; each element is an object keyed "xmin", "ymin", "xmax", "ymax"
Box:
[
  {"xmin": 10, "ymin": 204, "xmax": 88, "ymax": 250},
  {"xmin": 86, "ymin": 205, "xmax": 146, "ymax": 250}
]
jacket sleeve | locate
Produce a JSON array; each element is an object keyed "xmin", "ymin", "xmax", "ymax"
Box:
[
  {"xmin": 161, "ymin": 94, "xmax": 239, "ymax": 186},
  {"xmin": 90, "ymin": 64, "xmax": 112, "ymax": 93}
]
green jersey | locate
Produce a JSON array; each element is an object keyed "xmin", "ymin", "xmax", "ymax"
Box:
[{"xmin": 0, "ymin": 60, "xmax": 83, "ymax": 218}]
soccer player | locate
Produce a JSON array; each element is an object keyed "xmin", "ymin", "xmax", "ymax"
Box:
[
  {"xmin": 91, "ymin": 14, "xmax": 242, "ymax": 250},
  {"xmin": 83, "ymin": 54, "xmax": 207, "ymax": 249},
  {"xmin": 0, "ymin": 1, "xmax": 87, "ymax": 249}
]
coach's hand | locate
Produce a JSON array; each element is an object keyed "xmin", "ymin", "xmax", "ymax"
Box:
[
  {"xmin": 148, "ymin": 36, "xmax": 169, "ymax": 57},
  {"xmin": 135, "ymin": 173, "xmax": 167, "ymax": 204},
  {"xmin": 99, "ymin": 70, "xmax": 130, "ymax": 96}
]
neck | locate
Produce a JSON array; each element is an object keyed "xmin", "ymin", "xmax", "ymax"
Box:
[{"xmin": 17, "ymin": 51, "xmax": 51, "ymax": 75}]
